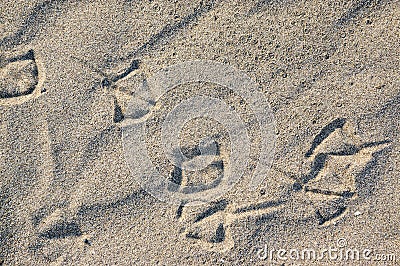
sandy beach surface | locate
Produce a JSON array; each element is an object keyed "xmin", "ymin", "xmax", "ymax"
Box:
[{"xmin": 1, "ymin": 0, "xmax": 399, "ymax": 265}]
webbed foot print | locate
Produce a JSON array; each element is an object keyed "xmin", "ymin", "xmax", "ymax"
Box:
[
  {"xmin": 174, "ymin": 141, "xmax": 285, "ymax": 251},
  {"xmin": 178, "ymin": 200, "xmax": 234, "ymax": 252},
  {"xmin": 300, "ymin": 118, "xmax": 391, "ymax": 226},
  {"xmin": 169, "ymin": 140, "xmax": 234, "ymax": 251},
  {"xmin": 178, "ymin": 197, "xmax": 286, "ymax": 252},
  {"xmin": 0, "ymin": 48, "xmax": 45, "ymax": 105},
  {"xmin": 94, "ymin": 58, "xmax": 155, "ymax": 125},
  {"xmin": 176, "ymin": 118, "xmax": 390, "ymax": 251},
  {"xmin": 167, "ymin": 144, "xmax": 225, "ymax": 194}
]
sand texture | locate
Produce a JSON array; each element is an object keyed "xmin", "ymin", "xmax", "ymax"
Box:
[{"xmin": 0, "ymin": 0, "xmax": 399, "ymax": 265}]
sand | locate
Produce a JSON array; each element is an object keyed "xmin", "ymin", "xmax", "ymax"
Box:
[{"xmin": 0, "ymin": 0, "xmax": 399, "ymax": 265}]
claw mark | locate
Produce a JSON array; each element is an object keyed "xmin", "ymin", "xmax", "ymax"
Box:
[
  {"xmin": 304, "ymin": 186, "xmax": 355, "ymax": 198},
  {"xmin": 194, "ymin": 200, "xmax": 228, "ymax": 223},
  {"xmin": 233, "ymin": 200, "xmax": 284, "ymax": 214},
  {"xmin": 361, "ymin": 140, "xmax": 391, "ymax": 149},
  {"xmin": 111, "ymin": 59, "xmax": 140, "ymax": 82},
  {"xmin": 176, "ymin": 203, "xmax": 185, "ymax": 219},
  {"xmin": 305, "ymin": 118, "xmax": 347, "ymax": 158},
  {"xmin": 302, "ymin": 153, "xmax": 328, "ymax": 184}
]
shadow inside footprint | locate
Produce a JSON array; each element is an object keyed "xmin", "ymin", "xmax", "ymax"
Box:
[
  {"xmin": 39, "ymin": 222, "xmax": 82, "ymax": 239},
  {"xmin": 194, "ymin": 199, "xmax": 228, "ymax": 223},
  {"xmin": 0, "ymin": 49, "xmax": 39, "ymax": 99},
  {"xmin": 211, "ymin": 223, "xmax": 225, "ymax": 243},
  {"xmin": 305, "ymin": 118, "xmax": 347, "ymax": 158}
]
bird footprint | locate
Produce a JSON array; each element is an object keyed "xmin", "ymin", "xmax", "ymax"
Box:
[
  {"xmin": 176, "ymin": 118, "xmax": 391, "ymax": 251},
  {"xmin": 0, "ymin": 48, "xmax": 46, "ymax": 105}
]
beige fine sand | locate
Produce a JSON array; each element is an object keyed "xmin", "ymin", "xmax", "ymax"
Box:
[{"xmin": 0, "ymin": 0, "xmax": 399, "ymax": 265}]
